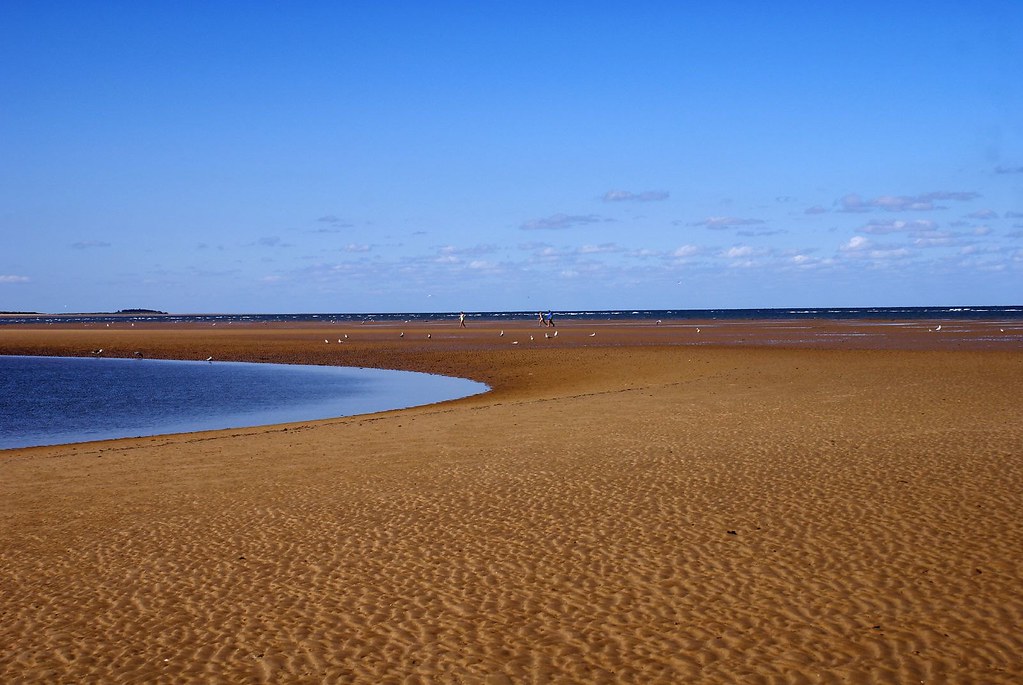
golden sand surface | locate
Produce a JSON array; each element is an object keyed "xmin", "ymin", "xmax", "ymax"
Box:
[{"xmin": 2, "ymin": 320, "xmax": 1022, "ymax": 684}]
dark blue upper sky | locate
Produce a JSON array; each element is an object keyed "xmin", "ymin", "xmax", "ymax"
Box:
[{"xmin": 2, "ymin": 1, "xmax": 1021, "ymax": 313}]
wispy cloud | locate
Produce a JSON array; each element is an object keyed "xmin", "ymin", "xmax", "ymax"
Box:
[
  {"xmin": 838, "ymin": 191, "xmax": 980, "ymax": 213},
  {"xmin": 437, "ymin": 244, "xmax": 500, "ymax": 257},
  {"xmin": 724, "ymin": 245, "xmax": 756, "ymax": 258},
  {"xmin": 995, "ymin": 165, "xmax": 1023, "ymax": 174},
  {"xmin": 804, "ymin": 205, "xmax": 828, "ymax": 215},
  {"xmin": 71, "ymin": 240, "xmax": 111, "ymax": 249},
  {"xmin": 521, "ymin": 213, "xmax": 603, "ymax": 230},
  {"xmin": 0, "ymin": 274, "xmax": 30, "ymax": 283},
  {"xmin": 602, "ymin": 190, "xmax": 670, "ymax": 202},
  {"xmin": 688, "ymin": 216, "xmax": 766, "ymax": 229},
  {"xmin": 859, "ymin": 219, "xmax": 937, "ymax": 234},
  {"xmin": 578, "ymin": 243, "xmax": 622, "ymax": 254},
  {"xmin": 841, "ymin": 236, "xmax": 870, "ymax": 252}
]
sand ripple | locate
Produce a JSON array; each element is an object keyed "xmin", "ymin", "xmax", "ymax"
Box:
[{"xmin": 2, "ymin": 332, "xmax": 1022, "ymax": 683}]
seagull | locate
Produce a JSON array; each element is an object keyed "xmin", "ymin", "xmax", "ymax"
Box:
[
  {"xmin": 427, "ymin": 333, "xmax": 432, "ymax": 339},
  {"xmin": 511, "ymin": 340, "xmax": 519, "ymax": 345},
  {"xmin": 589, "ymin": 332, "xmax": 596, "ymax": 337},
  {"xmin": 399, "ymin": 331, "xmax": 404, "ymax": 338},
  {"xmin": 91, "ymin": 348, "xmax": 103, "ymax": 355},
  {"xmin": 344, "ymin": 333, "xmax": 349, "ymax": 339},
  {"xmin": 499, "ymin": 330, "xmax": 505, "ymax": 337},
  {"xmin": 656, "ymin": 320, "xmax": 662, "ymax": 325},
  {"xmin": 205, "ymin": 356, "xmax": 213, "ymax": 362},
  {"xmin": 696, "ymin": 327, "xmax": 700, "ymax": 333},
  {"xmin": 935, "ymin": 325, "xmax": 942, "ymax": 331},
  {"xmin": 133, "ymin": 351, "xmax": 143, "ymax": 358},
  {"xmin": 553, "ymin": 330, "xmax": 558, "ymax": 337},
  {"xmin": 529, "ymin": 335, "xmax": 534, "ymax": 341},
  {"xmin": 338, "ymin": 338, "xmax": 343, "ymax": 343},
  {"xmin": 545, "ymin": 332, "xmax": 550, "ymax": 339},
  {"xmin": 324, "ymin": 339, "xmax": 330, "ymax": 343}
]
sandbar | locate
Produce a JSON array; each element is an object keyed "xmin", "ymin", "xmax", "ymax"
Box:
[{"xmin": 1, "ymin": 319, "xmax": 1021, "ymax": 683}]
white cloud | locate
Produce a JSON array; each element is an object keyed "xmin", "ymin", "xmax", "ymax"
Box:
[
  {"xmin": 672, "ymin": 245, "xmax": 700, "ymax": 258},
  {"xmin": 725, "ymin": 245, "xmax": 755, "ymax": 258},
  {"xmin": 0, "ymin": 274, "xmax": 30, "ymax": 283},
  {"xmin": 841, "ymin": 236, "xmax": 870, "ymax": 251}
]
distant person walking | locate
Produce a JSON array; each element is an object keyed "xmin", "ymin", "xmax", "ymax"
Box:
[
  {"xmin": 459, "ymin": 311, "xmax": 466, "ymax": 327},
  {"xmin": 537, "ymin": 311, "xmax": 545, "ymax": 327},
  {"xmin": 545, "ymin": 310, "xmax": 555, "ymax": 327}
]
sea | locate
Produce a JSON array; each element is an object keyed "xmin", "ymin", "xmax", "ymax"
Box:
[
  {"xmin": 0, "ymin": 356, "xmax": 488, "ymax": 450},
  {"xmin": 1, "ymin": 305, "xmax": 1021, "ymax": 326}
]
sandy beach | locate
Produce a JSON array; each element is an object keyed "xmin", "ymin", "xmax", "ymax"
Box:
[{"xmin": 2, "ymin": 319, "xmax": 1022, "ymax": 684}]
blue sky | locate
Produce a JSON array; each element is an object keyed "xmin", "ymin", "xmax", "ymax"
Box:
[{"xmin": 2, "ymin": 2, "xmax": 1021, "ymax": 313}]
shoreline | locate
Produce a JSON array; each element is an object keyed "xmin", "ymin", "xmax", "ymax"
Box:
[{"xmin": 2, "ymin": 322, "xmax": 1022, "ymax": 683}]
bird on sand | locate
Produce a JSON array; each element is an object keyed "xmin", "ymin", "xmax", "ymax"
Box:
[
  {"xmin": 91, "ymin": 348, "xmax": 103, "ymax": 355},
  {"xmin": 589, "ymin": 332, "xmax": 596, "ymax": 337},
  {"xmin": 499, "ymin": 330, "xmax": 504, "ymax": 336},
  {"xmin": 399, "ymin": 331, "xmax": 404, "ymax": 338},
  {"xmin": 205, "ymin": 356, "xmax": 213, "ymax": 362}
]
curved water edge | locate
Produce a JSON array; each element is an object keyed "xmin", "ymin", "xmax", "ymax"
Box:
[{"xmin": 0, "ymin": 355, "xmax": 490, "ymax": 450}]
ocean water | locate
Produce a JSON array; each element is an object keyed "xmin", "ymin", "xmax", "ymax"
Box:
[
  {"xmin": 1, "ymin": 305, "xmax": 1020, "ymax": 326},
  {"xmin": 0, "ymin": 356, "xmax": 488, "ymax": 450}
]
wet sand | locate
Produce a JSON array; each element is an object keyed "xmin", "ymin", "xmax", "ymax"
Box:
[{"xmin": 2, "ymin": 319, "xmax": 1022, "ymax": 683}]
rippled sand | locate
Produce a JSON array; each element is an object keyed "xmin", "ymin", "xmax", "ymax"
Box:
[{"xmin": 2, "ymin": 320, "xmax": 1021, "ymax": 683}]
